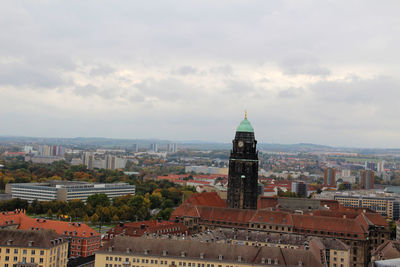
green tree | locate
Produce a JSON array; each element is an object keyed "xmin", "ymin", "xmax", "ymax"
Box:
[{"xmin": 87, "ymin": 193, "xmax": 110, "ymax": 208}]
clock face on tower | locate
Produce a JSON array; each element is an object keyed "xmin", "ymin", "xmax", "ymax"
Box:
[{"xmin": 238, "ymin": 140, "xmax": 244, "ymax": 148}]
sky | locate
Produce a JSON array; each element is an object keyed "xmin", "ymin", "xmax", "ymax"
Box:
[{"xmin": 1, "ymin": 1, "xmax": 400, "ymax": 148}]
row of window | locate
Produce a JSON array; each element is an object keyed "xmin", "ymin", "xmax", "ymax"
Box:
[
  {"xmin": 0, "ymin": 248, "xmax": 45, "ymax": 255},
  {"xmin": 104, "ymin": 261, "xmax": 223, "ymax": 267},
  {"xmin": 4, "ymin": 256, "xmax": 45, "ymax": 263}
]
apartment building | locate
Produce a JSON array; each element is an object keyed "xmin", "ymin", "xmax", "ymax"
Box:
[
  {"xmin": 333, "ymin": 195, "xmax": 396, "ymax": 220},
  {"xmin": 95, "ymin": 236, "xmax": 324, "ymax": 267},
  {"xmin": 0, "ymin": 210, "xmax": 100, "ymax": 258},
  {"xmin": 0, "ymin": 229, "xmax": 68, "ymax": 267}
]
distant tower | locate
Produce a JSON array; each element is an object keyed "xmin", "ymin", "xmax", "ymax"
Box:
[
  {"xmin": 324, "ymin": 167, "xmax": 336, "ymax": 187},
  {"xmin": 227, "ymin": 112, "xmax": 259, "ymax": 210}
]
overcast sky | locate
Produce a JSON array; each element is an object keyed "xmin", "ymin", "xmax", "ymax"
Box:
[{"xmin": 1, "ymin": 1, "xmax": 400, "ymax": 147}]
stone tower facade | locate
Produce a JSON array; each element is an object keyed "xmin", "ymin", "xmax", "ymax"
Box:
[{"xmin": 227, "ymin": 114, "xmax": 259, "ymax": 209}]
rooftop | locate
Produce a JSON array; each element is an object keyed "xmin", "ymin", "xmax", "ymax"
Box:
[
  {"xmin": 0, "ymin": 229, "xmax": 65, "ymax": 248},
  {"xmin": 0, "ymin": 210, "xmax": 100, "ymax": 238},
  {"xmin": 100, "ymin": 236, "xmax": 323, "ymax": 267}
]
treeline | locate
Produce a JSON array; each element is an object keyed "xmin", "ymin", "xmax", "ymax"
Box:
[
  {"xmin": 0, "ymin": 183, "xmax": 196, "ymax": 223},
  {"xmin": 0, "ymin": 160, "xmax": 131, "ymax": 190}
]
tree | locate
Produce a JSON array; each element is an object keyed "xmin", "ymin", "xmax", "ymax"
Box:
[
  {"xmin": 149, "ymin": 194, "xmax": 162, "ymax": 209},
  {"xmin": 87, "ymin": 193, "xmax": 110, "ymax": 208},
  {"xmin": 112, "ymin": 214, "xmax": 119, "ymax": 222},
  {"xmin": 91, "ymin": 213, "xmax": 99, "ymax": 224}
]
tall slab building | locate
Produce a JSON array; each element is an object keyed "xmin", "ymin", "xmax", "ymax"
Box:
[{"xmin": 227, "ymin": 113, "xmax": 259, "ymax": 209}]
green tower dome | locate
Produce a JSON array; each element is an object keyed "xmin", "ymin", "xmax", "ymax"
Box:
[{"xmin": 236, "ymin": 111, "xmax": 254, "ymax": 132}]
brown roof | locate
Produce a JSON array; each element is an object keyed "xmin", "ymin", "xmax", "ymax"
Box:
[
  {"xmin": 0, "ymin": 229, "xmax": 65, "ymax": 248},
  {"xmin": 184, "ymin": 192, "xmax": 226, "ymax": 208},
  {"xmin": 106, "ymin": 220, "xmax": 188, "ymax": 239},
  {"xmin": 372, "ymin": 240, "xmax": 400, "ymax": 260},
  {"xmin": 292, "ymin": 214, "xmax": 366, "ymax": 235},
  {"xmin": 100, "ymin": 236, "xmax": 323, "ymax": 267}
]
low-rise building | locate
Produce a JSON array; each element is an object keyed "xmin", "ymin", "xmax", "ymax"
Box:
[
  {"xmin": 5, "ymin": 181, "xmax": 135, "ymax": 202},
  {"xmin": 95, "ymin": 236, "xmax": 324, "ymax": 267},
  {"xmin": 0, "ymin": 229, "xmax": 68, "ymax": 267}
]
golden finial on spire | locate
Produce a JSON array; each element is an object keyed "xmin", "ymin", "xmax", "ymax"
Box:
[{"xmin": 245, "ymin": 110, "xmax": 247, "ymax": 119}]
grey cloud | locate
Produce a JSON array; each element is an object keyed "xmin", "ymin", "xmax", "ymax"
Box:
[
  {"xmin": 278, "ymin": 87, "xmax": 304, "ymax": 98},
  {"xmin": 90, "ymin": 65, "xmax": 115, "ymax": 76},
  {"xmin": 311, "ymin": 75, "xmax": 400, "ymax": 104},
  {"xmin": 280, "ymin": 55, "xmax": 331, "ymax": 76},
  {"xmin": 74, "ymin": 84, "xmax": 99, "ymax": 97},
  {"xmin": 135, "ymin": 78, "xmax": 196, "ymax": 101},
  {"xmin": 0, "ymin": 62, "xmax": 65, "ymax": 89},
  {"xmin": 209, "ymin": 65, "xmax": 234, "ymax": 76},
  {"xmin": 173, "ymin": 66, "xmax": 197, "ymax": 76},
  {"xmin": 224, "ymin": 79, "xmax": 255, "ymax": 95}
]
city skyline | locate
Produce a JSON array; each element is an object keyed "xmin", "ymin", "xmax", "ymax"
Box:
[{"xmin": 1, "ymin": 1, "xmax": 400, "ymax": 147}]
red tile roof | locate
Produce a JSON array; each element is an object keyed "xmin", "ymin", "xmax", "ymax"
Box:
[
  {"xmin": 184, "ymin": 192, "xmax": 226, "ymax": 207},
  {"xmin": 0, "ymin": 211, "xmax": 99, "ymax": 237}
]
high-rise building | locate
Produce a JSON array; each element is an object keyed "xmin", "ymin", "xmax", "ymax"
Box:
[
  {"xmin": 105, "ymin": 154, "xmax": 116, "ymax": 170},
  {"xmin": 83, "ymin": 152, "xmax": 95, "ymax": 170},
  {"xmin": 365, "ymin": 161, "xmax": 377, "ymax": 171},
  {"xmin": 291, "ymin": 181, "xmax": 308, "ymax": 197},
  {"xmin": 167, "ymin": 143, "xmax": 178, "ymax": 153},
  {"xmin": 361, "ymin": 170, "xmax": 375, "ymax": 189},
  {"xmin": 227, "ymin": 113, "xmax": 259, "ymax": 210},
  {"xmin": 323, "ymin": 167, "xmax": 336, "ymax": 187},
  {"xmin": 132, "ymin": 144, "xmax": 139, "ymax": 152},
  {"xmin": 150, "ymin": 143, "xmax": 158, "ymax": 152},
  {"xmin": 377, "ymin": 161, "xmax": 385, "ymax": 173}
]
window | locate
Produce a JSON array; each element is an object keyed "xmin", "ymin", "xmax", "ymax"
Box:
[
  {"xmin": 5, "ymin": 256, "xmax": 9, "ymax": 261},
  {"xmin": 31, "ymin": 258, "xmax": 35, "ymax": 263},
  {"xmin": 40, "ymin": 251, "xmax": 44, "ymax": 255},
  {"xmin": 23, "ymin": 250, "xmax": 27, "ymax": 255},
  {"xmin": 6, "ymin": 248, "xmax": 10, "ymax": 253},
  {"xmin": 14, "ymin": 257, "xmax": 17, "ymax": 261},
  {"xmin": 14, "ymin": 249, "xmax": 18, "ymax": 254},
  {"xmin": 106, "ymin": 257, "xmax": 109, "ymax": 261},
  {"xmin": 40, "ymin": 258, "xmax": 44, "ymax": 263},
  {"xmin": 31, "ymin": 250, "xmax": 35, "ymax": 255}
]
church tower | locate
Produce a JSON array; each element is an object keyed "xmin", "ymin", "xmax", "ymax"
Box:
[{"xmin": 227, "ymin": 112, "xmax": 259, "ymax": 209}]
